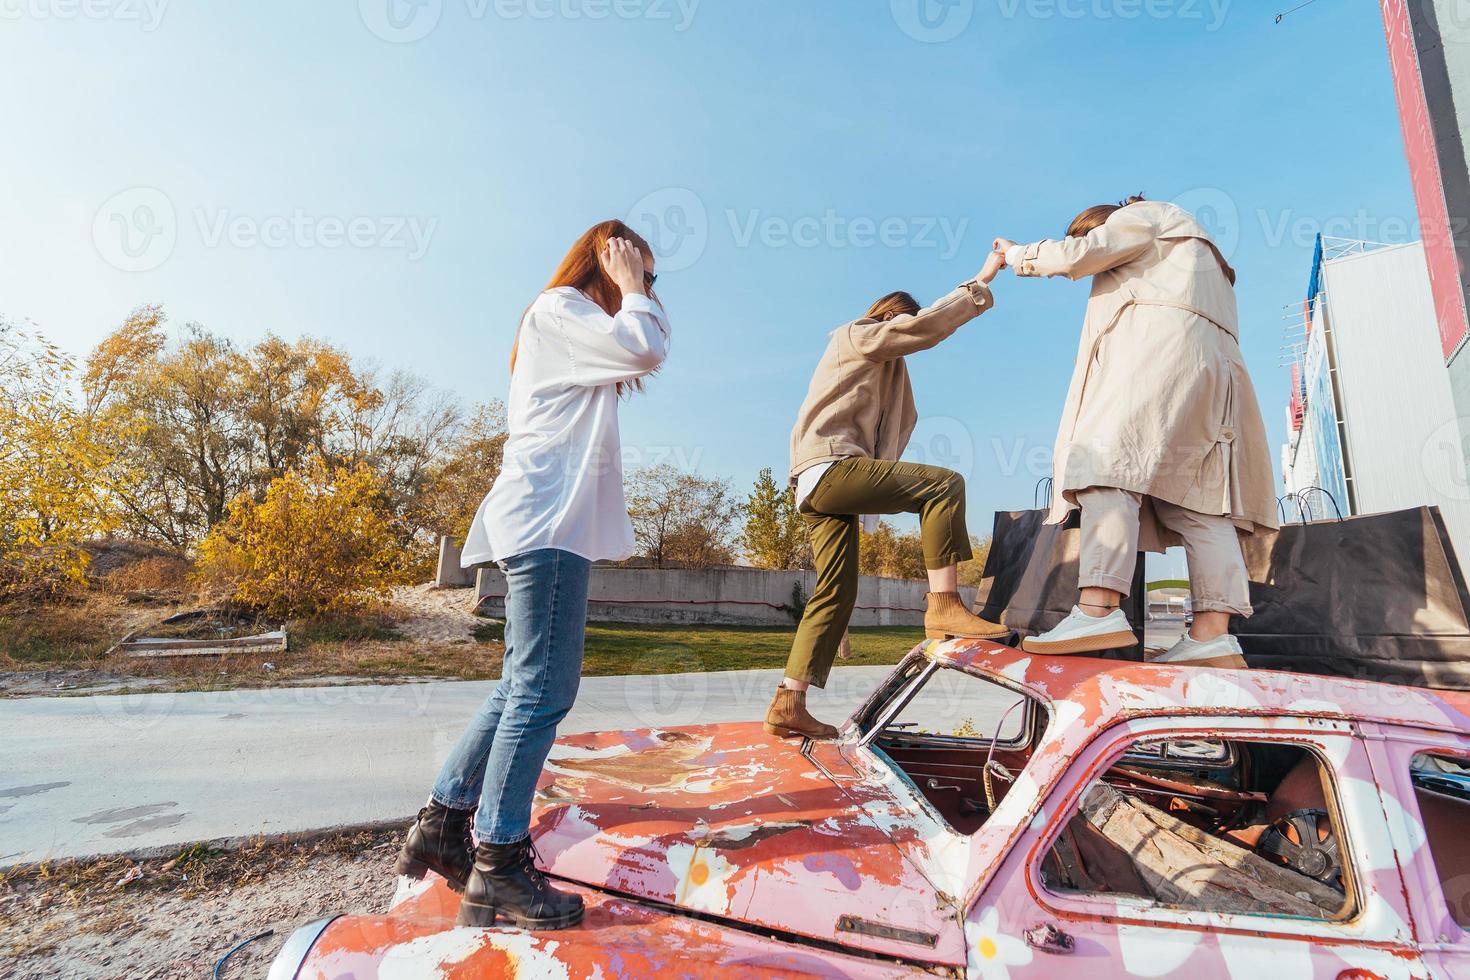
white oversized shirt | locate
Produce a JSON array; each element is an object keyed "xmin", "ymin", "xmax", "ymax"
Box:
[{"xmin": 461, "ymin": 287, "xmax": 671, "ymax": 566}]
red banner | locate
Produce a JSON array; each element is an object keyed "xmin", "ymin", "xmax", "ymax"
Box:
[{"xmin": 1381, "ymin": 0, "xmax": 1470, "ymax": 359}]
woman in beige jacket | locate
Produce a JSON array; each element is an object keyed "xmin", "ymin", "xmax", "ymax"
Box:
[
  {"xmin": 767, "ymin": 251, "xmax": 1010, "ymax": 740},
  {"xmin": 994, "ymin": 197, "xmax": 1277, "ymax": 669}
]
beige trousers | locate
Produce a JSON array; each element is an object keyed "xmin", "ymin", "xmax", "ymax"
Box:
[{"xmin": 1077, "ymin": 488, "xmax": 1253, "ymax": 617}]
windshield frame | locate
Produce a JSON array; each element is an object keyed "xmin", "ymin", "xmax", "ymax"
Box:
[{"xmin": 853, "ymin": 651, "xmax": 1046, "ymax": 757}]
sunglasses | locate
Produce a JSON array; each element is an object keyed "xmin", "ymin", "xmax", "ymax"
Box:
[{"xmin": 644, "ymin": 272, "xmax": 658, "ymax": 289}]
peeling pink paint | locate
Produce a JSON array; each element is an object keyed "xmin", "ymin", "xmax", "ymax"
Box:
[{"xmin": 289, "ymin": 640, "xmax": 1470, "ymax": 978}]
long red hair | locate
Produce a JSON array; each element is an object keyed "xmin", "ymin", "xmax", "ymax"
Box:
[{"xmin": 510, "ymin": 219, "xmax": 656, "ymax": 395}]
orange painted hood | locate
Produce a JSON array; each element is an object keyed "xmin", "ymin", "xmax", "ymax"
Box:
[{"xmin": 528, "ymin": 722, "xmax": 966, "ymax": 967}]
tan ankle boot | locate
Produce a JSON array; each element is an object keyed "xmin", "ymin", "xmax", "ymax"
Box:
[
  {"xmin": 763, "ymin": 686, "xmax": 838, "ymax": 740},
  {"xmin": 925, "ymin": 592, "xmax": 1010, "ymax": 641}
]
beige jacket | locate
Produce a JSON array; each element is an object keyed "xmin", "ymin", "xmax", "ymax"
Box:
[
  {"xmin": 789, "ymin": 278, "xmax": 994, "ymax": 482},
  {"xmin": 1014, "ymin": 200, "xmax": 1278, "ymax": 548}
]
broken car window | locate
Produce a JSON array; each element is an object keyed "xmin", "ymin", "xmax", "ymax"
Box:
[
  {"xmin": 859, "ymin": 659, "xmax": 1048, "ymax": 836},
  {"xmin": 1041, "ymin": 737, "xmax": 1352, "ymax": 920}
]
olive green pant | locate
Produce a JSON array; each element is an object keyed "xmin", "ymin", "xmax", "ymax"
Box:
[{"xmin": 785, "ymin": 458, "xmax": 973, "ymax": 688}]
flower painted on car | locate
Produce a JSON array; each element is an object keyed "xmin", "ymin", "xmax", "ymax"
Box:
[
  {"xmin": 966, "ymin": 906, "xmax": 1032, "ymax": 979},
  {"xmin": 664, "ymin": 842, "xmax": 736, "ymax": 914}
]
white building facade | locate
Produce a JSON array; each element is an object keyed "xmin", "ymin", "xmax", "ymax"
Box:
[{"xmin": 1281, "ymin": 237, "xmax": 1470, "ymax": 571}]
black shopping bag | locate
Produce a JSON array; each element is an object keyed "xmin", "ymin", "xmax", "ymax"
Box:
[
  {"xmin": 974, "ymin": 491, "xmax": 1146, "ymax": 659},
  {"xmin": 1232, "ymin": 503, "xmax": 1470, "ymax": 691}
]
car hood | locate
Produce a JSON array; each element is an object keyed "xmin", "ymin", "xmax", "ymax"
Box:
[
  {"xmin": 528, "ymin": 722, "xmax": 966, "ymax": 967},
  {"xmin": 303, "ymin": 884, "xmax": 931, "ymax": 979}
]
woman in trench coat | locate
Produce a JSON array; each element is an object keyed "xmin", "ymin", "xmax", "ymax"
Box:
[{"xmin": 994, "ymin": 196, "xmax": 1277, "ymax": 668}]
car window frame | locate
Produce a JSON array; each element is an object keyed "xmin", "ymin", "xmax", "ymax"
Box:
[
  {"xmin": 847, "ymin": 655, "xmax": 1048, "ymax": 840},
  {"xmin": 1023, "ymin": 715, "xmax": 1376, "ymax": 939},
  {"xmin": 1392, "ymin": 736, "xmax": 1470, "ymax": 946},
  {"xmin": 855, "ymin": 655, "xmax": 1038, "ymax": 752}
]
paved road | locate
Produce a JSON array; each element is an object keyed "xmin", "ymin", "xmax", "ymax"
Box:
[{"xmin": 0, "ymin": 666, "xmax": 896, "ymax": 867}]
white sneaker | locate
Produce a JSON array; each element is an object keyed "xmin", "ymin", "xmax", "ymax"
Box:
[
  {"xmin": 1022, "ymin": 606, "xmax": 1137, "ymax": 655},
  {"xmin": 1155, "ymin": 634, "xmax": 1247, "ymax": 669}
]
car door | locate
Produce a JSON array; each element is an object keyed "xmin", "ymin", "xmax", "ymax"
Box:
[
  {"xmin": 963, "ymin": 714, "xmax": 1430, "ymax": 979},
  {"xmin": 1360, "ymin": 723, "xmax": 1470, "ymax": 980}
]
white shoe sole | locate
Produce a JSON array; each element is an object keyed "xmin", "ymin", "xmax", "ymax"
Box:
[{"xmin": 1021, "ymin": 630, "xmax": 1138, "ymax": 655}]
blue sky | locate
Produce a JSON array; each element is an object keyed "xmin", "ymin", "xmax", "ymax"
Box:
[{"xmin": 1, "ymin": 1, "xmax": 1416, "ymax": 567}]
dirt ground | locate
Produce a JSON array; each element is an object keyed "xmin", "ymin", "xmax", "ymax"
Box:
[
  {"xmin": 0, "ymin": 826, "xmax": 403, "ymax": 980},
  {"xmin": 0, "ymin": 585, "xmax": 503, "ymax": 699}
]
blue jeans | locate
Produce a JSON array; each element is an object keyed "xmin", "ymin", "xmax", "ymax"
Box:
[{"xmin": 431, "ymin": 548, "xmax": 590, "ymax": 844}]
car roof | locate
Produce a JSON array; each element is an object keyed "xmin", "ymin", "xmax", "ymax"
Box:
[{"xmin": 927, "ymin": 639, "xmax": 1470, "ymax": 738}]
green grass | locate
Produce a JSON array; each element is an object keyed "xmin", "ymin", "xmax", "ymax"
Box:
[
  {"xmin": 573, "ymin": 623, "xmax": 922, "ymax": 677},
  {"xmin": 289, "ymin": 614, "xmax": 404, "ymax": 647},
  {"xmin": 2, "ymin": 595, "xmax": 925, "ymax": 692}
]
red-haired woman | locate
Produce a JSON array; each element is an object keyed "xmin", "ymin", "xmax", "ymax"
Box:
[{"xmin": 395, "ymin": 221, "xmax": 669, "ymax": 930}]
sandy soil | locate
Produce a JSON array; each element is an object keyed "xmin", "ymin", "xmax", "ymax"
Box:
[
  {"xmin": 388, "ymin": 583, "xmax": 488, "ymax": 645},
  {"xmin": 0, "ymin": 827, "xmax": 402, "ymax": 980}
]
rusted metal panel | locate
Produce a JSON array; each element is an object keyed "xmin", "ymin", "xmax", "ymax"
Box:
[{"xmin": 286, "ymin": 639, "xmax": 1470, "ymax": 977}]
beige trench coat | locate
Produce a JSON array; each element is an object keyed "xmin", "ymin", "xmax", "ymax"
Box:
[
  {"xmin": 788, "ymin": 278, "xmax": 993, "ymax": 482},
  {"xmin": 1013, "ymin": 200, "xmax": 1278, "ymax": 550}
]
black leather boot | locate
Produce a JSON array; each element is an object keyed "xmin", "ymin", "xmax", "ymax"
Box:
[
  {"xmin": 455, "ymin": 838, "xmax": 585, "ymax": 930},
  {"xmin": 394, "ymin": 801, "xmax": 474, "ymax": 892}
]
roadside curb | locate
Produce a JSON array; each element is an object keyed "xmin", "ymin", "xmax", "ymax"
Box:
[{"xmin": 2, "ymin": 817, "xmax": 413, "ymax": 873}]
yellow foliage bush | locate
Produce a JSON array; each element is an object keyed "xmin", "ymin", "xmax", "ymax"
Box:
[
  {"xmin": 196, "ymin": 465, "xmax": 411, "ymax": 619},
  {"xmin": 0, "ymin": 325, "xmax": 121, "ymax": 598}
]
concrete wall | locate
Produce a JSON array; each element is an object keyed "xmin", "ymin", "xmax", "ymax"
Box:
[
  {"xmin": 474, "ymin": 565, "xmax": 976, "ymax": 627},
  {"xmin": 434, "ymin": 537, "xmax": 477, "ymax": 589}
]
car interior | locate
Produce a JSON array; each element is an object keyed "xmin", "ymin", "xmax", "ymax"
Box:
[
  {"xmin": 857, "ymin": 656, "xmax": 1048, "ymax": 836},
  {"xmin": 857, "ymin": 657, "xmax": 1354, "ymax": 919},
  {"xmin": 1040, "ymin": 738, "xmax": 1351, "ymax": 919},
  {"xmin": 1411, "ymin": 752, "xmax": 1470, "ymax": 928}
]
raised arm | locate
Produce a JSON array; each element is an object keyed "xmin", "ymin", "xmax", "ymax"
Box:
[
  {"xmin": 848, "ymin": 271, "xmax": 996, "ymax": 362},
  {"xmin": 550, "ymin": 291, "xmax": 671, "ymax": 388},
  {"xmin": 1007, "ymin": 206, "xmax": 1156, "ymax": 281}
]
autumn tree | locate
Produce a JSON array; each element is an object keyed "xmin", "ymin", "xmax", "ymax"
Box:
[
  {"xmin": 82, "ymin": 306, "xmax": 482, "ymax": 555},
  {"xmin": 334, "ymin": 363, "xmax": 466, "ymax": 545},
  {"xmin": 857, "ymin": 523, "xmax": 991, "ymax": 585},
  {"xmin": 858, "ymin": 520, "xmax": 927, "ymax": 580},
  {"xmin": 195, "ymin": 464, "xmax": 411, "ymax": 619},
  {"xmin": 958, "ymin": 534, "xmax": 992, "ymax": 588},
  {"xmin": 0, "ymin": 321, "xmax": 120, "ymax": 596},
  {"xmin": 741, "ymin": 467, "xmax": 810, "ymax": 570},
  {"xmin": 626, "ymin": 465, "xmax": 742, "ymax": 568},
  {"xmin": 412, "ymin": 402, "xmax": 509, "ymax": 541},
  {"xmin": 84, "ymin": 310, "xmax": 252, "ymax": 546}
]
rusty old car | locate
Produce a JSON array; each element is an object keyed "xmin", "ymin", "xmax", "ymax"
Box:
[{"xmin": 268, "ymin": 639, "xmax": 1470, "ymax": 978}]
